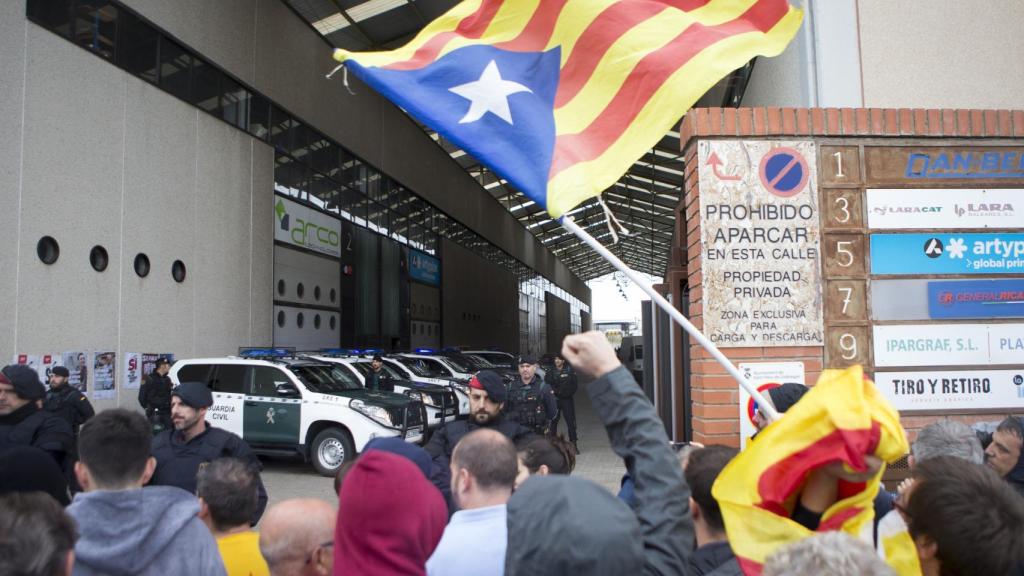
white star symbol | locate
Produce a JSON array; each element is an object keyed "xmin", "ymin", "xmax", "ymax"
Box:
[
  {"xmin": 449, "ymin": 60, "xmax": 532, "ymax": 125},
  {"xmin": 947, "ymin": 237, "xmax": 967, "ymax": 259}
]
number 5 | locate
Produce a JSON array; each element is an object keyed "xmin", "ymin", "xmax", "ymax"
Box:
[{"xmin": 836, "ymin": 241, "xmax": 854, "ymax": 267}]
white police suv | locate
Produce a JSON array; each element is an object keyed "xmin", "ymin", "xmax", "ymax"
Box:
[
  {"xmin": 304, "ymin": 350, "xmax": 459, "ymax": 430},
  {"xmin": 170, "ymin": 348, "xmax": 425, "ymax": 476}
]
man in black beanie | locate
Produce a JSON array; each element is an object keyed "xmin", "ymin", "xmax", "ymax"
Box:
[{"xmin": 0, "ymin": 364, "xmax": 73, "ymax": 469}]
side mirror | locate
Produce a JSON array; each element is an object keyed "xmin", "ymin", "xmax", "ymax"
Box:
[{"xmin": 275, "ymin": 382, "xmax": 301, "ymax": 399}]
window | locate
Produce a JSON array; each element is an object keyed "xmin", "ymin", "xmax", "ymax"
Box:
[
  {"xmin": 290, "ymin": 365, "xmax": 361, "ymax": 393},
  {"xmin": 249, "ymin": 366, "xmax": 289, "ymax": 397},
  {"xmin": 115, "ymin": 10, "xmax": 158, "ymax": 82},
  {"xmin": 27, "ymin": 0, "xmax": 73, "ymax": 37},
  {"xmin": 176, "ymin": 364, "xmax": 213, "ymax": 385},
  {"xmin": 221, "ymin": 75, "xmax": 249, "ymax": 130},
  {"xmin": 209, "ymin": 364, "xmax": 246, "ymax": 394},
  {"xmin": 158, "ymin": 36, "xmax": 191, "ymax": 101},
  {"xmin": 248, "ymin": 92, "xmax": 270, "ymax": 140},
  {"xmin": 73, "ymin": 1, "xmax": 118, "ymax": 60},
  {"xmin": 190, "ymin": 56, "xmax": 220, "ymax": 114}
]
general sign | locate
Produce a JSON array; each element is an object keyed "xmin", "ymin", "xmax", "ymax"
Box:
[
  {"xmin": 928, "ymin": 279, "xmax": 1024, "ymax": 319},
  {"xmin": 874, "ymin": 370, "xmax": 1024, "ymax": 412},
  {"xmin": 874, "ymin": 323, "xmax": 1024, "ymax": 367},
  {"xmin": 698, "ymin": 140, "xmax": 823, "ymax": 348},
  {"xmin": 864, "ymin": 146, "xmax": 1024, "ymax": 185},
  {"xmin": 870, "ymin": 233, "xmax": 1024, "ymax": 275},
  {"xmin": 409, "ymin": 250, "xmax": 441, "ymax": 286},
  {"xmin": 866, "ymin": 188, "xmax": 1021, "ymax": 229},
  {"xmin": 738, "ymin": 361, "xmax": 805, "ymax": 448}
]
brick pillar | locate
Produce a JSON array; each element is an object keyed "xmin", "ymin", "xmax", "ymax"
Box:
[{"xmin": 677, "ymin": 106, "xmax": 1024, "ymax": 447}]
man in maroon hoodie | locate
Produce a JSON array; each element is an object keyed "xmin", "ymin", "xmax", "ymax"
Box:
[{"xmin": 334, "ymin": 450, "xmax": 448, "ymax": 575}]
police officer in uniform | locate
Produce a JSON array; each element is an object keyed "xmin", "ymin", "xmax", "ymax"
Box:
[
  {"xmin": 150, "ymin": 382, "xmax": 268, "ymax": 524},
  {"xmin": 0, "ymin": 364, "xmax": 73, "ymax": 469},
  {"xmin": 139, "ymin": 357, "xmax": 173, "ymax": 433},
  {"xmin": 44, "ymin": 366, "xmax": 95, "ymax": 441},
  {"xmin": 506, "ymin": 354, "xmax": 557, "ymax": 436},
  {"xmin": 365, "ymin": 354, "xmax": 391, "ymax": 391},
  {"xmin": 546, "ymin": 354, "xmax": 579, "ymax": 453},
  {"xmin": 425, "ymin": 370, "xmax": 532, "ymax": 511}
]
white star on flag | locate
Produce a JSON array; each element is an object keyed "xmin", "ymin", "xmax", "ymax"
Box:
[{"xmin": 449, "ymin": 60, "xmax": 532, "ymax": 125}]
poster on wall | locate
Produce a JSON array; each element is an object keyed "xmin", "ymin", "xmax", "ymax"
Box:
[
  {"xmin": 698, "ymin": 140, "xmax": 823, "ymax": 347},
  {"xmin": 92, "ymin": 351, "xmax": 116, "ymax": 400},
  {"xmin": 124, "ymin": 353, "xmax": 142, "ymax": 390},
  {"xmin": 11, "ymin": 354, "xmax": 41, "ymax": 375},
  {"xmin": 62, "ymin": 351, "xmax": 90, "ymax": 395},
  {"xmin": 737, "ymin": 362, "xmax": 805, "ymax": 448}
]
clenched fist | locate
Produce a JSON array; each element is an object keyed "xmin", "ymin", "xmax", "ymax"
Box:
[{"xmin": 561, "ymin": 331, "xmax": 622, "ymax": 379}]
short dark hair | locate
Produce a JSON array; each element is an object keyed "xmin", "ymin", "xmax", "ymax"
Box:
[
  {"xmin": 453, "ymin": 429, "xmax": 517, "ymax": 490},
  {"xmin": 683, "ymin": 445, "xmax": 739, "ymax": 533},
  {"xmin": 517, "ymin": 435, "xmax": 575, "ymax": 475},
  {"xmin": 907, "ymin": 456, "xmax": 1024, "ymax": 576},
  {"xmin": 78, "ymin": 409, "xmax": 152, "ymax": 488},
  {"xmin": 996, "ymin": 416, "xmax": 1024, "ymax": 441},
  {"xmin": 0, "ymin": 492, "xmax": 77, "ymax": 576},
  {"xmin": 196, "ymin": 458, "xmax": 259, "ymax": 531}
]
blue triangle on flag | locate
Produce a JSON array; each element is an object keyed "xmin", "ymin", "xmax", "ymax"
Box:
[{"xmin": 348, "ymin": 45, "xmax": 560, "ymax": 210}]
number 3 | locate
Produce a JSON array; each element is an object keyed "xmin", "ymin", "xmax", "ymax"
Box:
[{"xmin": 834, "ymin": 197, "xmax": 850, "ymax": 223}]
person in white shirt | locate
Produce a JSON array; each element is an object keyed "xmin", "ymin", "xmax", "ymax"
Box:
[{"xmin": 426, "ymin": 428, "xmax": 518, "ymax": 576}]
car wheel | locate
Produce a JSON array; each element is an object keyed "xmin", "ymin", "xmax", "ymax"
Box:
[{"xmin": 310, "ymin": 428, "xmax": 354, "ymax": 477}]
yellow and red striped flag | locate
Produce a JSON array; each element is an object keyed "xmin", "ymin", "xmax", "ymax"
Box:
[
  {"xmin": 711, "ymin": 366, "xmax": 914, "ymax": 575},
  {"xmin": 331, "ymin": 0, "xmax": 803, "ymax": 218}
]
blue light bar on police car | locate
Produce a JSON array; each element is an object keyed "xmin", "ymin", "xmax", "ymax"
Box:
[
  {"xmin": 415, "ymin": 348, "xmax": 436, "ymax": 354},
  {"xmin": 319, "ymin": 348, "xmax": 361, "ymax": 355},
  {"xmin": 238, "ymin": 347, "xmax": 295, "ymax": 357}
]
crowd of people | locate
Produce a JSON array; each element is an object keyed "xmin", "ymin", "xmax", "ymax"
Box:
[{"xmin": 2, "ymin": 333, "xmax": 1024, "ymax": 575}]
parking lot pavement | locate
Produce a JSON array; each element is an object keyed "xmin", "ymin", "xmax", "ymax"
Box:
[{"xmin": 261, "ymin": 389, "xmax": 628, "ymax": 512}]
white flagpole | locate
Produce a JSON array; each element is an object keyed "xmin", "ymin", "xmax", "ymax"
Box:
[{"xmin": 561, "ymin": 215, "xmax": 779, "ymax": 421}]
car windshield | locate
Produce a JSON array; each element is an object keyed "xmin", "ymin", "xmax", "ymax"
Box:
[
  {"xmin": 461, "ymin": 354, "xmax": 495, "ymax": 370},
  {"xmin": 290, "ymin": 364, "xmax": 362, "ymax": 393},
  {"xmin": 353, "ymin": 361, "xmax": 404, "ymax": 380},
  {"xmin": 439, "ymin": 356, "xmax": 472, "ymax": 373},
  {"xmin": 396, "ymin": 357, "xmax": 448, "ymax": 378}
]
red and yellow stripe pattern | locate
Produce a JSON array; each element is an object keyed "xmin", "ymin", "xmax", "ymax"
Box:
[
  {"xmin": 712, "ymin": 366, "xmax": 913, "ymax": 575},
  {"xmin": 333, "ymin": 0, "xmax": 803, "ymax": 218}
]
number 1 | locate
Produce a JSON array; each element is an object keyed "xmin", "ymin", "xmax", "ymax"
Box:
[{"xmin": 833, "ymin": 151, "xmax": 845, "ymax": 178}]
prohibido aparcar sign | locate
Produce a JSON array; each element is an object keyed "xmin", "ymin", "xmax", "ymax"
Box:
[{"xmin": 697, "ymin": 140, "xmax": 823, "ymax": 347}]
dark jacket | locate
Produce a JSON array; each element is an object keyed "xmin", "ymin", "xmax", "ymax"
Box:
[
  {"xmin": 505, "ymin": 366, "xmax": 692, "ymax": 576},
  {"xmin": 506, "ymin": 376, "xmax": 557, "ymax": 433},
  {"xmin": 0, "ymin": 402, "xmax": 73, "ymax": 467},
  {"xmin": 44, "ymin": 384, "xmax": 95, "ymax": 436},
  {"xmin": 150, "ymin": 423, "xmax": 268, "ymax": 524},
  {"xmin": 138, "ymin": 372, "xmax": 173, "ymax": 413},
  {"xmin": 365, "ymin": 369, "xmax": 390, "ymax": 392},
  {"xmin": 689, "ymin": 542, "xmax": 741, "ymax": 576},
  {"xmin": 545, "ymin": 366, "xmax": 578, "ymax": 399},
  {"xmin": 425, "ymin": 414, "xmax": 532, "ymax": 511}
]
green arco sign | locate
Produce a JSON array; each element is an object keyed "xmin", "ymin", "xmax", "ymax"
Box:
[{"xmin": 275, "ymin": 196, "xmax": 341, "ymax": 258}]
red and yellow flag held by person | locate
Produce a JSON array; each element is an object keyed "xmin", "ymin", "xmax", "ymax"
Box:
[
  {"xmin": 331, "ymin": 0, "xmax": 803, "ymax": 218},
  {"xmin": 712, "ymin": 366, "xmax": 916, "ymax": 575}
]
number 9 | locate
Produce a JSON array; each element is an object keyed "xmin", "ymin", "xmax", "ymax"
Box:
[{"xmin": 839, "ymin": 333, "xmax": 858, "ymax": 360}]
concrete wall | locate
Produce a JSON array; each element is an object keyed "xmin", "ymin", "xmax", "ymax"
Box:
[
  {"xmin": 441, "ymin": 239, "xmax": 518, "ymax": 352},
  {"xmin": 0, "ymin": 15, "xmax": 273, "ymax": 411},
  {"xmin": 742, "ymin": 0, "xmax": 1024, "ymax": 110},
  {"xmin": 123, "ymin": 0, "xmax": 590, "ymax": 306}
]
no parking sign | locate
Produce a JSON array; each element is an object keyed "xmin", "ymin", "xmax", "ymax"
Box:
[{"xmin": 738, "ymin": 361, "xmax": 805, "ymax": 448}]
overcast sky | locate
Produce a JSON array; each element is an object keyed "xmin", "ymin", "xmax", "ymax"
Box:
[{"xmin": 587, "ymin": 272, "xmax": 662, "ymax": 327}]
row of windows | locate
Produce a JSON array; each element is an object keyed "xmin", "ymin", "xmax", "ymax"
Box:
[
  {"xmin": 276, "ymin": 310, "xmax": 337, "ymax": 331},
  {"xmin": 276, "ymin": 279, "xmax": 337, "ymax": 304},
  {"xmin": 27, "ymin": 0, "xmax": 588, "ymax": 314},
  {"xmin": 36, "ymin": 236, "xmax": 186, "ymax": 282}
]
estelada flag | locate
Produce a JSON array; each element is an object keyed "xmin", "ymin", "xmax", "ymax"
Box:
[
  {"xmin": 712, "ymin": 365, "xmax": 913, "ymax": 575},
  {"xmin": 331, "ymin": 0, "xmax": 803, "ymax": 218}
]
